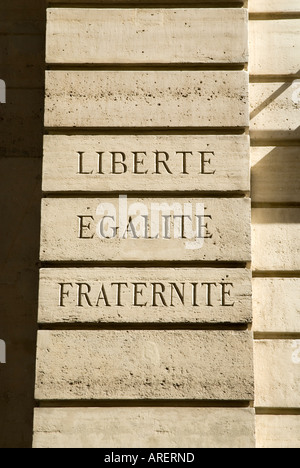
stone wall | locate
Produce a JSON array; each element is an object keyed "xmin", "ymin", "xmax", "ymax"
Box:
[{"xmin": 0, "ymin": 0, "xmax": 299, "ymax": 448}]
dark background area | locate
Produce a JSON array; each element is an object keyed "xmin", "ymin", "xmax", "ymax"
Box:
[{"xmin": 0, "ymin": 0, "xmax": 45, "ymax": 448}]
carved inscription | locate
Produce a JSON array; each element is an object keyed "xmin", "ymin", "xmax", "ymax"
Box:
[
  {"xmin": 38, "ymin": 269, "xmax": 252, "ymax": 324},
  {"xmin": 77, "ymin": 150, "xmax": 216, "ymax": 176},
  {"xmin": 40, "ymin": 198, "xmax": 251, "ymax": 262},
  {"xmin": 42, "ymin": 135, "xmax": 250, "ymax": 193}
]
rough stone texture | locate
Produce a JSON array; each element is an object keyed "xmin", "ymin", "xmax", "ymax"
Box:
[
  {"xmin": 33, "ymin": 407, "xmax": 255, "ymax": 448},
  {"xmin": 42, "ymin": 135, "xmax": 250, "ymax": 193},
  {"xmin": 40, "ymin": 197, "xmax": 251, "ymax": 262},
  {"xmin": 45, "ymin": 71, "xmax": 249, "ymax": 128},
  {"xmin": 35, "ymin": 330, "xmax": 254, "ymax": 401},
  {"xmin": 250, "ymin": 82, "xmax": 300, "ymax": 141},
  {"xmin": 249, "ymin": 0, "xmax": 300, "ymax": 13},
  {"xmin": 256, "ymin": 415, "xmax": 300, "ymax": 449},
  {"xmin": 251, "ymin": 146, "xmax": 300, "ymax": 203},
  {"xmin": 250, "ymin": 20, "xmax": 300, "ymax": 77},
  {"xmin": 38, "ymin": 268, "xmax": 252, "ymax": 324},
  {"xmin": 253, "ymin": 278, "xmax": 300, "ymax": 333},
  {"xmin": 252, "ymin": 208, "xmax": 300, "ymax": 271},
  {"xmin": 254, "ymin": 340, "xmax": 300, "ymax": 408},
  {"xmin": 46, "ymin": 9, "xmax": 248, "ymax": 65}
]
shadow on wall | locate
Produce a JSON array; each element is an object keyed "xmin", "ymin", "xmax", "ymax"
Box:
[
  {"xmin": 251, "ymin": 75, "xmax": 300, "ymax": 208},
  {"xmin": 0, "ymin": 0, "xmax": 46, "ymax": 448}
]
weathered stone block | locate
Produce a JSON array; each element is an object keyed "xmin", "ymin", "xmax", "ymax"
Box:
[
  {"xmin": 35, "ymin": 330, "xmax": 254, "ymax": 401},
  {"xmin": 43, "ymin": 135, "xmax": 250, "ymax": 193},
  {"xmin": 38, "ymin": 268, "xmax": 252, "ymax": 324}
]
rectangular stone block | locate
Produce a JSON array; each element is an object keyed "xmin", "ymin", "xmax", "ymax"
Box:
[
  {"xmin": 38, "ymin": 268, "xmax": 252, "ymax": 324},
  {"xmin": 256, "ymin": 415, "xmax": 300, "ymax": 449},
  {"xmin": 45, "ymin": 71, "xmax": 249, "ymax": 128},
  {"xmin": 33, "ymin": 407, "xmax": 255, "ymax": 448},
  {"xmin": 249, "ymin": 20, "xmax": 300, "ymax": 77},
  {"xmin": 253, "ymin": 278, "xmax": 300, "ymax": 333},
  {"xmin": 42, "ymin": 135, "xmax": 250, "ymax": 193},
  {"xmin": 249, "ymin": 0, "xmax": 300, "ymax": 13},
  {"xmin": 250, "ymin": 82, "xmax": 300, "ymax": 141},
  {"xmin": 251, "ymin": 146, "xmax": 300, "ymax": 203},
  {"xmin": 252, "ymin": 208, "xmax": 300, "ymax": 271},
  {"xmin": 46, "ymin": 9, "xmax": 248, "ymax": 65},
  {"xmin": 40, "ymin": 197, "xmax": 251, "ymax": 262},
  {"xmin": 35, "ymin": 330, "xmax": 254, "ymax": 401},
  {"xmin": 254, "ymin": 340, "xmax": 300, "ymax": 408}
]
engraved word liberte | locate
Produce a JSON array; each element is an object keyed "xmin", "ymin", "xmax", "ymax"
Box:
[{"xmin": 77, "ymin": 150, "xmax": 216, "ymax": 176}]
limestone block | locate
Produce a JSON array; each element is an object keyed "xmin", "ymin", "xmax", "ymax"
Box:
[
  {"xmin": 253, "ymin": 278, "xmax": 300, "ymax": 333},
  {"xmin": 38, "ymin": 268, "xmax": 252, "ymax": 324},
  {"xmin": 40, "ymin": 197, "xmax": 251, "ymax": 262},
  {"xmin": 249, "ymin": 1, "xmax": 300, "ymax": 13},
  {"xmin": 254, "ymin": 340, "xmax": 300, "ymax": 408},
  {"xmin": 35, "ymin": 330, "xmax": 254, "ymax": 401},
  {"xmin": 251, "ymin": 146, "xmax": 300, "ymax": 203},
  {"xmin": 46, "ymin": 9, "xmax": 248, "ymax": 65},
  {"xmin": 250, "ymin": 82, "xmax": 300, "ymax": 141},
  {"xmin": 256, "ymin": 415, "xmax": 300, "ymax": 448},
  {"xmin": 33, "ymin": 407, "xmax": 255, "ymax": 448},
  {"xmin": 250, "ymin": 20, "xmax": 300, "ymax": 77},
  {"xmin": 252, "ymin": 208, "xmax": 300, "ymax": 271},
  {"xmin": 45, "ymin": 71, "xmax": 249, "ymax": 128},
  {"xmin": 42, "ymin": 135, "xmax": 250, "ymax": 193}
]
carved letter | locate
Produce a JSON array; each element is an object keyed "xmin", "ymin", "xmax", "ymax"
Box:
[
  {"xmin": 133, "ymin": 283, "xmax": 148, "ymax": 307},
  {"xmin": 111, "ymin": 283, "xmax": 129, "ymax": 307},
  {"xmin": 196, "ymin": 215, "xmax": 213, "ymax": 239},
  {"xmin": 170, "ymin": 283, "xmax": 185, "ymax": 306},
  {"xmin": 154, "ymin": 151, "xmax": 172, "ymax": 174},
  {"xmin": 77, "ymin": 152, "xmax": 93, "ymax": 174},
  {"xmin": 111, "ymin": 152, "xmax": 127, "ymax": 174},
  {"xmin": 221, "ymin": 282, "xmax": 235, "ymax": 307},
  {"xmin": 176, "ymin": 151, "xmax": 193, "ymax": 174},
  {"xmin": 76, "ymin": 283, "xmax": 93, "ymax": 307},
  {"xmin": 152, "ymin": 283, "xmax": 167, "ymax": 307},
  {"xmin": 78, "ymin": 215, "xmax": 95, "ymax": 239},
  {"xmin": 95, "ymin": 284, "xmax": 111, "ymax": 307},
  {"xmin": 201, "ymin": 282, "xmax": 217, "ymax": 307},
  {"xmin": 132, "ymin": 152, "xmax": 148, "ymax": 174},
  {"xmin": 199, "ymin": 151, "xmax": 216, "ymax": 175},
  {"xmin": 59, "ymin": 283, "xmax": 73, "ymax": 307}
]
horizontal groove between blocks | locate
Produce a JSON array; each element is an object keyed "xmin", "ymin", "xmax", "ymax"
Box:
[
  {"xmin": 36, "ymin": 399, "xmax": 253, "ymax": 408},
  {"xmin": 256, "ymin": 408, "xmax": 300, "ymax": 416},
  {"xmin": 254, "ymin": 332, "xmax": 300, "ymax": 340},
  {"xmin": 45, "ymin": 127, "xmax": 248, "ymax": 135},
  {"xmin": 40, "ymin": 261, "xmax": 249, "ymax": 268},
  {"xmin": 252, "ymin": 271, "xmax": 300, "ymax": 278},
  {"xmin": 42, "ymin": 191, "xmax": 250, "ymax": 198},
  {"xmin": 47, "ymin": 3, "xmax": 246, "ymax": 9},
  {"xmin": 38, "ymin": 323, "xmax": 250, "ymax": 331},
  {"xmin": 46, "ymin": 64, "xmax": 247, "ymax": 71}
]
